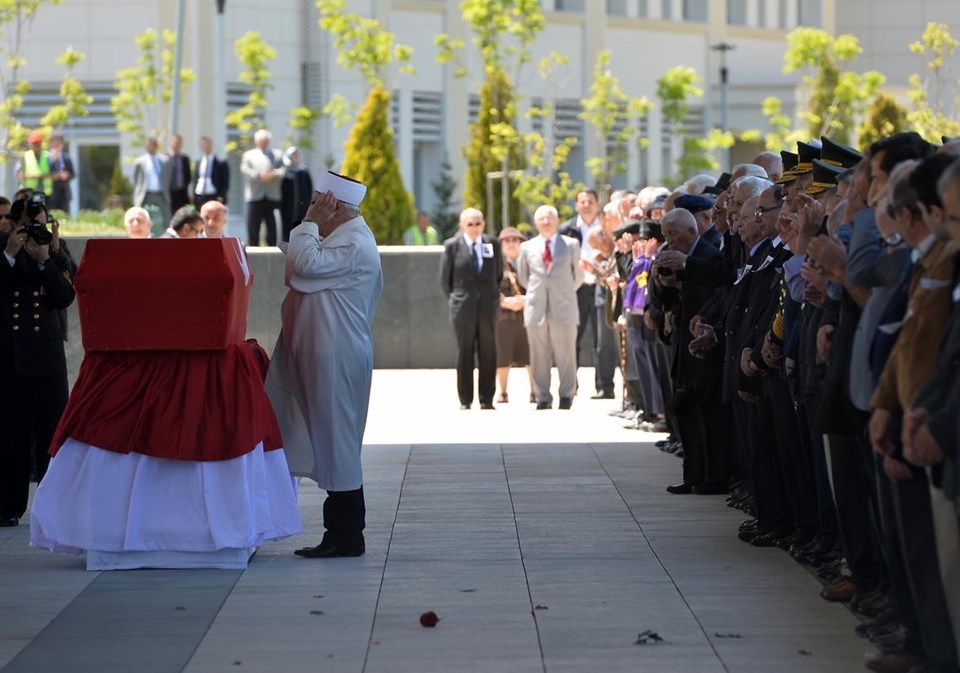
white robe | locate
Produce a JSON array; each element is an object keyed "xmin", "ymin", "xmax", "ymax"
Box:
[{"xmin": 265, "ymin": 217, "xmax": 383, "ymax": 491}]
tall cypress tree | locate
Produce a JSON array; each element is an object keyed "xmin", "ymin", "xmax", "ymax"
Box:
[{"xmin": 340, "ymin": 84, "xmax": 414, "ymax": 245}]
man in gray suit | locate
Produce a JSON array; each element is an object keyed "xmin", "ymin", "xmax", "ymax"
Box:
[
  {"xmin": 517, "ymin": 205, "xmax": 584, "ymax": 410},
  {"xmin": 241, "ymin": 128, "xmax": 286, "ymax": 247},
  {"xmin": 132, "ymin": 137, "xmax": 171, "ymax": 229}
]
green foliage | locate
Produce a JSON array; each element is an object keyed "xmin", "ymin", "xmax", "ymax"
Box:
[
  {"xmin": 782, "ymin": 27, "xmax": 883, "ymax": 144},
  {"xmin": 224, "ymin": 31, "xmax": 275, "ymax": 153},
  {"xmin": 111, "ymin": 29, "xmax": 196, "ymax": 153},
  {"xmin": 286, "ymin": 105, "xmax": 321, "ymax": 151},
  {"xmin": 317, "ymin": 0, "xmax": 414, "ymax": 88},
  {"xmin": 430, "ymin": 158, "xmax": 460, "ymax": 240},
  {"xmin": 580, "ymin": 50, "xmax": 652, "ymax": 198},
  {"xmin": 907, "ymin": 22, "xmax": 960, "ymax": 142},
  {"xmin": 656, "ymin": 66, "xmax": 702, "ymax": 128},
  {"xmin": 747, "ymin": 95, "xmax": 804, "ymax": 151},
  {"xmin": 859, "ymin": 92, "xmax": 909, "ymax": 149},
  {"xmin": 108, "ymin": 161, "xmax": 133, "ymax": 205},
  {"xmin": 463, "ymin": 68, "xmax": 525, "ymax": 230},
  {"xmin": 39, "ymin": 46, "xmax": 92, "ymax": 133},
  {"xmin": 457, "ymin": 0, "xmax": 544, "ymax": 76},
  {"xmin": 340, "ymin": 84, "xmax": 415, "ymax": 244},
  {"xmin": 0, "ymin": 0, "xmax": 63, "ymax": 155},
  {"xmin": 55, "ymin": 209, "xmax": 127, "ymax": 236}
]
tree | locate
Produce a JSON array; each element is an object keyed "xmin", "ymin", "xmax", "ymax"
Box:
[
  {"xmin": 285, "ymin": 106, "xmax": 321, "ymax": 151},
  {"xmin": 783, "ymin": 28, "xmax": 884, "ymax": 144},
  {"xmin": 431, "ymin": 158, "xmax": 460, "ymax": 240},
  {"xmin": 316, "ymin": 0, "xmax": 415, "ymax": 242},
  {"xmin": 39, "ymin": 47, "xmax": 93, "ymax": 135},
  {"xmin": 111, "ymin": 28, "xmax": 196, "ymax": 153},
  {"xmin": 579, "ymin": 50, "xmax": 652, "ymax": 200},
  {"xmin": 438, "ymin": 0, "xmax": 544, "ymax": 228},
  {"xmin": 656, "ymin": 65, "xmax": 733, "ymax": 182},
  {"xmin": 224, "ymin": 31, "xmax": 275, "ymax": 153},
  {"xmin": 0, "ymin": 0, "xmax": 64, "ymax": 155},
  {"xmin": 739, "ymin": 96, "xmax": 805, "ymax": 152},
  {"xmin": 463, "ymin": 68, "xmax": 526, "ymax": 228},
  {"xmin": 340, "ymin": 84, "xmax": 413, "ymax": 244},
  {"xmin": 907, "ymin": 22, "xmax": 960, "ymax": 142},
  {"xmin": 512, "ymin": 53, "xmax": 581, "ymax": 220},
  {"xmin": 859, "ymin": 92, "xmax": 909, "ymax": 149}
]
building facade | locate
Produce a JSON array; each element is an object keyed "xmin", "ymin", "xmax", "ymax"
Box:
[{"xmin": 6, "ymin": 0, "xmax": 877, "ymax": 220}]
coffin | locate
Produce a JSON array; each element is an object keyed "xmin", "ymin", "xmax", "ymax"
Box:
[{"xmin": 74, "ymin": 238, "xmax": 252, "ymax": 351}]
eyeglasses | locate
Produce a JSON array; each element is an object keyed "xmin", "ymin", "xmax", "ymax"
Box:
[{"xmin": 755, "ymin": 202, "xmax": 784, "ymax": 220}]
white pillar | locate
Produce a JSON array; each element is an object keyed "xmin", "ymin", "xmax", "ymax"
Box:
[
  {"xmin": 647, "ymin": 106, "xmax": 664, "ymax": 183},
  {"xmin": 396, "ymin": 88, "xmax": 414, "ymax": 193},
  {"xmin": 784, "ymin": 0, "xmax": 798, "ymax": 29},
  {"xmin": 671, "ymin": 0, "xmax": 683, "ymax": 21},
  {"xmin": 648, "ymin": 0, "xmax": 662, "ymax": 19},
  {"xmin": 583, "ymin": 0, "xmax": 605, "ymax": 184},
  {"xmin": 745, "ymin": 0, "xmax": 759, "ymax": 27},
  {"xmin": 626, "ymin": 0, "xmax": 640, "ymax": 18},
  {"xmin": 820, "ymin": 0, "xmax": 836, "ymax": 33},
  {"xmin": 443, "ymin": 0, "xmax": 468, "ymax": 208},
  {"xmin": 766, "ymin": 0, "xmax": 779, "ymax": 29}
]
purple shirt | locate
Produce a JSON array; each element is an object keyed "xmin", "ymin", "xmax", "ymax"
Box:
[{"xmin": 623, "ymin": 255, "xmax": 655, "ymax": 312}]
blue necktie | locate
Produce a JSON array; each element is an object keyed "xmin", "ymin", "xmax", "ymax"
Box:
[{"xmin": 473, "ymin": 242, "xmax": 481, "ymax": 272}]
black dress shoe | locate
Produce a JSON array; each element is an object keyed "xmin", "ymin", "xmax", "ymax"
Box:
[
  {"xmin": 479, "ymin": 402, "xmax": 495, "ymax": 410},
  {"xmin": 294, "ymin": 542, "xmax": 365, "ymax": 558},
  {"xmin": 0, "ymin": 516, "xmax": 18, "ymax": 527},
  {"xmin": 666, "ymin": 482, "xmax": 694, "ymax": 494},
  {"xmin": 590, "ymin": 391, "xmax": 615, "ymax": 399},
  {"xmin": 750, "ymin": 530, "xmax": 788, "ymax": 547},
  {"xmin": 460, "ymin": 404, "xmax": 471, "ymax": 410},
  {"xmin": 692, "ymin": 482, "xmax": 729, "ymax": 495},
  {"xmin": 655, "ymin": 436, "xmax": 676, "ymax": 448},
  {"xmin": 558, "ymin": 398, "xmax": 573, "ymax": 410},
  {"xmin": 738, "ymin": 527, "xmax": 765, "ymax": 543},
  {"xmin": 738, "ymin": 518, "xmax": 758, "ymax": 532},
  {"xmin": 536, "ymin": 402, "xmax": 551, "ymax": 410}
]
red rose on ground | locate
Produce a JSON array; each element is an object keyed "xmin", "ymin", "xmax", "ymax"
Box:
[{"xmin": 419, "ymin": 611, "xmax": 440, "ymax": 627}]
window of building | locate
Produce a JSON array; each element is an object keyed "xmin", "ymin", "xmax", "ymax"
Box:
[
  {"xmin": 638, "ymin": 0, "xmax": 648, "ymax": 16},
  {"xmin": 798, "ymin": 0, "xmax": 820, "ymax": 27},
  {"xmin": 778, "ymin": 0, "xmax": 789, "ymax": 28},
  {"xmin": 727, "ymin": 0, "xmax": 747, "ymax": 25},
  {"xmin": 683, "ymin": 0, "xmax": 707, "ymax": 22},
  {"xmin": 607, "ymin": 0, "xmax": 627, "ymax": 16},
  {"xmin": 661, "ymin": 0, "xmax": 671, "ymax": 20},
  {"xmin": 757, "ymin": 0, "xmax": 766, "ymax": 27},
  {"xmin": 555, "ymin": 0, "xmax": 585, "ymax": 11}
]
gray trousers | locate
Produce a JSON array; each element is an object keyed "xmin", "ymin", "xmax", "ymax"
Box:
[{"xmin": 527, "ymin": 320, "xmax": 578, "ymax": 404}]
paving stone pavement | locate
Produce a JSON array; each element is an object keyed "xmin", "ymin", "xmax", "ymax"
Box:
[{"xmin": 0, "ymin": 369, "xmax": 872, "ymax": 672}]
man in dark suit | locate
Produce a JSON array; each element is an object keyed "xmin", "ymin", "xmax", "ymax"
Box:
[
  {"xmin": 0, "ymin": 197, "xmax": 76, "ymax": 527},
  {"xmin": 675, "ymin": 194, "xmax": 722, "ymax": 248},
  {"xmin": 654, "ymin": 208, "xmax": 729, "ymax": 495},
  {"xmin": 47, "ymin": 135, "xmax": 75, "ymax": 213},
  {"xmin": 193, "ymin": 135, "xmax": 230, "ymax": 208},
  {"xmin": 440, "ymin": 207, "xmax": 503, "ymax": 410},
  {"xmin": 166, "ymin": 133, "xmax": 192, "ymax": 213}
]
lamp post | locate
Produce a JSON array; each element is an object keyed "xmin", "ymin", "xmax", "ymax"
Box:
[
  {"xmin": 710, "ymin": 41, "xmax": 735, "ymax": 169},
  {"xmin": 170, "ymin": 0, "xmax": 187, "ymax": 135},
  {"xmin": 215, "ymin": 0, "xmax": 226, "ymax": 154}
]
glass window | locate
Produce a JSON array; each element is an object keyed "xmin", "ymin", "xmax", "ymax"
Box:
[
  {"xmin": 555, "ymin": 0, "xmax": 585, "ymax": 11},
  {"xmin": 728, "ymin": 0, "xmax": 746, "ymax": 24},
  {"xmin": 638, "ymin": 0, "xmax": 648, "ymax": 16},
  {"xmin": 757, "ymin": 0, "xmax": 766, "ymax": 27},
  {"xmin": 779, "ymin": 0, "xmax": 789, "ymax": 28},
  {"xmin": 607, "ymin": 0, "xmax": 627, "ymax": 15},
  {"xmin": 798, "ymin": 0, "xmax": 820, "ymax": 27},
  {"xmin": 683, "ymin": 0, "xmax": 707, "ymax": 22},
  {"xmin": 661, "ymin": 0, "xmax": 671, "ymax": 20}
]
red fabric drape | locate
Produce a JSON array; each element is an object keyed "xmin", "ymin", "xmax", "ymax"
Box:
[{"xmin": 51, "ymin": 340, "xmax": 283, "ymax": 461}]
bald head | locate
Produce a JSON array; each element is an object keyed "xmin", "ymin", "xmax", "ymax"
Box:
[
  {"xmin": 752, "ymin": 152, "xmax": 783, "ymax": 181},
  {"xmin": 124, "ymin": 206, "xmax": 151, "ymax": 239},
  {"xmin": 732, "ymin": 163, "xmax": 769, "ymax": 181},
  {"xmin": 200, "ymin": 200, "xmax": 227, "ymax": 238}
]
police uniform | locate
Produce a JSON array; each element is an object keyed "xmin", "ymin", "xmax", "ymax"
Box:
[{"xmin": 0, "ymin": 243, "xmax": 75, "ymax": 524}]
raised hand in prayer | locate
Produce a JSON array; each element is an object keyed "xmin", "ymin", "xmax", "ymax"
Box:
[
  {"xmin": 795, "ymin": 193, "xmax": 824, "ymax": 252},
  {"xmin": 808, "ymin": 235, "xmax": 847, "ymax": 284},
  {"xmin": 306, "ymin": 190, "xmax": 338, "ymax": 228}
]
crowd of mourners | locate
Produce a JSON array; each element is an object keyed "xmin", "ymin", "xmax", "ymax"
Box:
[{"xmin": 574, "ymin": 132, "xmax": 960, "ymax": 673}]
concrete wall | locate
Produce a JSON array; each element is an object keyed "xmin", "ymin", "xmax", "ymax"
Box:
[{"xmin": 63, "ymin": 238, "xmax": 457, "ymax": 385}]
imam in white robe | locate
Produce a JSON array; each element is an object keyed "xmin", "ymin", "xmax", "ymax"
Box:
[{"xmin": 265, "ymin": 217, "xmax": 383, "ymax": 491}]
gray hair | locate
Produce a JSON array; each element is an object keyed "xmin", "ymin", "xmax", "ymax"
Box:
[
  {"xmin": 254, "ymin": 128, "xmax": 272, "ymax": 143},
  {"xmin": 682, "ymin": 174, "xmax": 717, "ymax": 195},
  {"xmin": 534, "ymin": 204, "xmax": 559, "ymax": 221},
  {"xmin": 731, "ymin": 163, "xmax": 769, "ymax": 180},
  {"xmin": 660, "ymin": 207, "xmax": 697, "ymax": 234},
  {"xmin": 733, "ymin": 176, "xmax": 773, "ymax": 201}
]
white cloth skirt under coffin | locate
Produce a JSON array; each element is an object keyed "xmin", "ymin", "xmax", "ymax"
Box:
[{"xmin": 30, "ymin": 438, "xmax": 302, "ymax": 556}]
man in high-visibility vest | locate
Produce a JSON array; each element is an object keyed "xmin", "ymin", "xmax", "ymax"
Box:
[
  {"xmin": 403, "ymin": 211, "xmax": 439, "ymax": 246},
  {"xmin": 15, "ymin": 130, "xmax": 53, "ymax": 196}
]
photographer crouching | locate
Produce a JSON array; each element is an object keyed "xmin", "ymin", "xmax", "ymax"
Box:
[{"xmin": 0, "ymin": 193, "xmax": 75, "ymax": 527}]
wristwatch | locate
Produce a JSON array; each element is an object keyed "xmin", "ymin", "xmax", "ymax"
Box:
[{"xmin": 883, "ymin": 232, "xmax": 903, "ymax": 247}]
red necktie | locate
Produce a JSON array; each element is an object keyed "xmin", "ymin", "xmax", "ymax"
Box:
[{"xmin": 543, "ymin": 239, "xmax": 553, "ymax": 270}]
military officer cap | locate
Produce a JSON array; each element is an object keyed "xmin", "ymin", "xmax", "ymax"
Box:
[
  {"xmin": 796, "ymin": 140, "xmax": 822, "ymax": 171},
  {"xmin": 674, "ymin": 194, "xmax": 715, "ymax": 213},
  {"xmin": 819, "ymin": 136, "xmax": 863, "ymax": 169},
  {"xmin": 780, "ymin": 151, "xmax": 799, "ymax": 173},
  {"xmin": 805, "ymin": 159, "xmax": 846, "ymax": 196}
]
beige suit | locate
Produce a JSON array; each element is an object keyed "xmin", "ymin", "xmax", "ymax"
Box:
[{"xmin": 516, "ymin": 234, "xmax": 583, "ymax": 404}]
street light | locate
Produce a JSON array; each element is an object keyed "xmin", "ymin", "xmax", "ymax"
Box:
[{"xmin": 710, "ymin": 42, "xmax": 735, "ymax": 169}]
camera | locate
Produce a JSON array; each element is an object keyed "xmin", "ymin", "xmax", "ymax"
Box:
[
  {"xmin": 658, "ymin": 266, "xmax": 674, "ymax": 277},
  {"xmin": 24, "ymin": 192, "xmax": 52, "ymax": 245}
]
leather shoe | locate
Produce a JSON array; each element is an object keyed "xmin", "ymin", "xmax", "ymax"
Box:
[
  {"xmin": 865, "ymin": 652, "xmax": 922, "ymax": 673},
  {"xmin": 0, "ymin": 516, "xmax": 18, "ymax": 527},
  {"xmin": 738, "ymin": 518, "xmax": 758, "ymax": 532},
  {"xmin": 590, "ymin": 391, "xmax": 615, "ymax": 399},
  {"xmin": 460, "ymin": 404, "xmax": 471, "ymax": 410},
  {"xmin": 820, "ymin": 579, "xmax": 860, "ymax": 602},
  {"xmin": 666, "ymin": 482, "xmax": 694, "ymax": 494},
  {"xmin": 536, "ymin": 401, "xmax": 551, "ymax": 410},
  {"xmin": 692, "ymin": 482, "xmax": 728, "ymax": 495},
  {"xmin": 479, "ymin": 402, "xmax": 495, "ymax": 410},
  {"xmin": 750, "ymin": 530, "xmax": 788, "ymax": 547},
  {"xmin": 295, "ymin": 542, "xmax": 364, "ymax": 558},
  {"xmin": 558, "ymin": 398, "xmax": 573, "ymax": 410},
  {"xmin": 738, "ymin": 527, "xmax": 764, "ymax": 543}
]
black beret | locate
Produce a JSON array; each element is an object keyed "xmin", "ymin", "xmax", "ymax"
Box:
[
  {"xmin": 613, "ymin": 219, "xmax": 641, "ymax": 239},
  {"xmin": 674, "ymin": 194, "xmax": 716, "ymax": 213},
  {"xmin": 638, "ymin": 220, "xmax": 663, "ymax": 241}
]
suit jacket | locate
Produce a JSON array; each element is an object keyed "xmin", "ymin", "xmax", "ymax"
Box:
[
  {"xmin": 48, "ymin": 153, "xmax": 74, "ymax": 211},
  {"xmin": 241, "ymin": 147, "xmax": 285, "ymax": 202},
  {"xmin": 668, "ymin": 238, "xmax": 723, "ymax": 386},
  {"xmin": 440, "ymin": 233, "xmax": 503, "ymax": 325},
  {"xmin": 167, "ymin": 153, "xmax": 192, "ymax": 194},
  {"xmin": 558, "ymin": 217, "xmax": 583, "ymax": 244},
  {"xmin": 132, "ymin": 153, "xmax": 172, "ymax": 207},
  {"xmin": 516, "ymin": 234, "xmax": 583, "ymax": 327},
  {"xmin": 193, "ymin": 154, "xmax": 230, "ymax": 204},
  {"xmin": 702, "ymin": 225, "xmax": 723, "ymax": 249}
]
